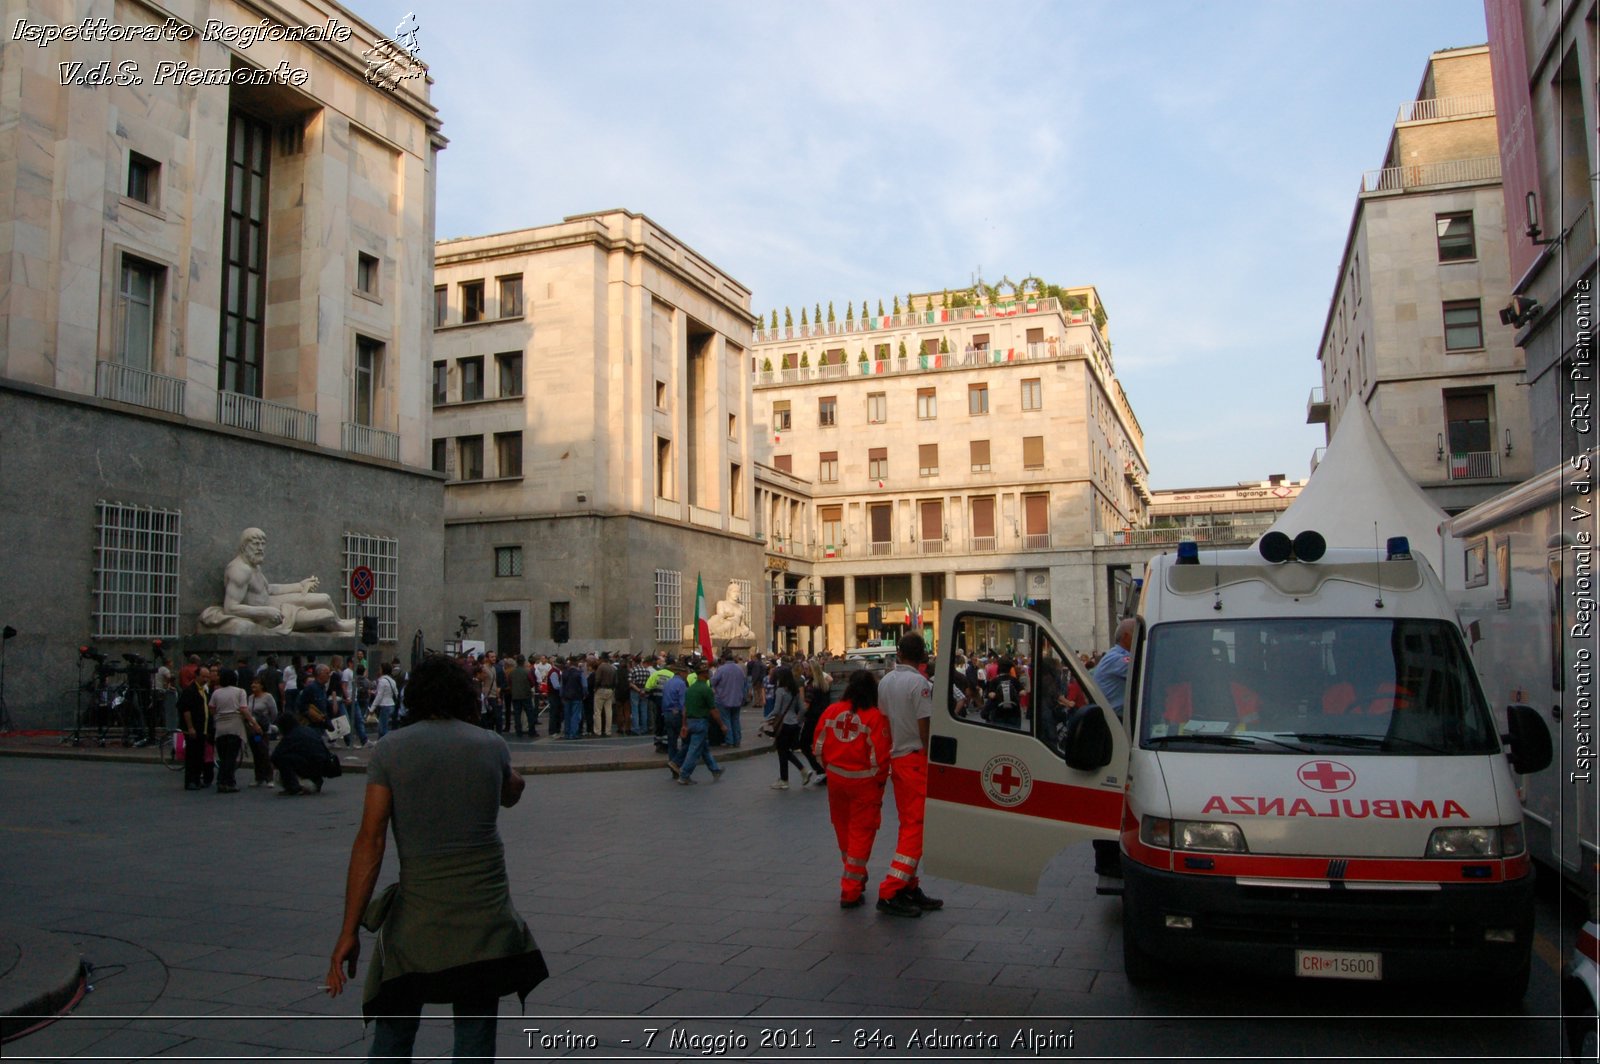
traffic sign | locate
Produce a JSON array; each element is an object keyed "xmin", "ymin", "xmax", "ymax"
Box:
[{"xmin": 349, "ymin": 565, "xmax": 375, "ymax": 602}]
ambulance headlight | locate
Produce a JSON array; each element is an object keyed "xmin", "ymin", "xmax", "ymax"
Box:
[
  {"xmin": 1426, "ymin": 826, "xmax": 1500, "ymax": 857},
  {"xmin": 1176, "ymin": 821, "xmax": 1247, "ymax": 853},
  {"xmin": 1140, "ymin": 817, "xmax": 1246, "ymax": 853}
]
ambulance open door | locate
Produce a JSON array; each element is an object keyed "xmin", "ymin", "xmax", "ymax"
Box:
[{"xmin": 924, "ymin": 600, "xmax": 1130, "ymax": 895}]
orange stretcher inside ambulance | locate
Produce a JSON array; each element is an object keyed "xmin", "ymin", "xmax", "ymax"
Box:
[{"xmin": 924, "ymin": 531, "xmax": 1552, "ymax": 1001}]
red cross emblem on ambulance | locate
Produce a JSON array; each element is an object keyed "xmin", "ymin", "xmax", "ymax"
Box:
[
  {"xmin": 1297, "ymin": 760, "xmax": 1356, "ymax": 793},
  {"xmin": 981, "ymin": 754, "xmax": 1033, "ymax": 808}
]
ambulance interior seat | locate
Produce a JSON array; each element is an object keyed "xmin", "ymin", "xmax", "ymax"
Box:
[{"xmin": 1163, "ymin": 642, "xmax": 1255, "ymax": 728}]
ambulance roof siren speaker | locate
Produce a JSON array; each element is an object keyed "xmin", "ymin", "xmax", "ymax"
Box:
[
  {"xmin": 1292, "ymin": 530, "xmax": 1326, "ymax": 563},
  {"xmin": 1258, "ymin": 531, "xmax": 1293, "ymax": 564}
]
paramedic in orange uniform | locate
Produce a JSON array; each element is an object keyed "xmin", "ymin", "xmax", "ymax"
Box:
[
  {"xmin": 813, "ymin": 670, "xmax": 891, "ymax": 910},
  {"xmin": 874, "ymin": 633, "xmax": 943, "ymax": 917}
]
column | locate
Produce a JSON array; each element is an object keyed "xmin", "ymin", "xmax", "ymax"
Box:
[{"xmin": 843, "ymin": 575, "xmax": 857, "ymax": 650}]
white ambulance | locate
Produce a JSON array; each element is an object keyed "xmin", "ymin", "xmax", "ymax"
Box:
[{"xmin": 924, "ymin": 531, "xmax": 1552, "ymax": 1000}]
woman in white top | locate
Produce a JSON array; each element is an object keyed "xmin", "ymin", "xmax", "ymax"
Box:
[
  {"xmin": 208, "ymin": 668, "xmax": 252, "ymax": 793},
  {"xmin": 370, "ymin": 662, "xmax": 400, "ymax": 738},
  {"xmin": 247, "ymin": 676, "xmax": 278, "ymax": 787}
]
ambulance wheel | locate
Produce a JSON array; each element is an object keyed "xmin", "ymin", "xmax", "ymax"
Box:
[{"xmin": 1121, "ymin": 906, "xmax": 1161, "ymax": 986}]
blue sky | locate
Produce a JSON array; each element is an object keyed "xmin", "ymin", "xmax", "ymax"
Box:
[{"xmin": 363, "ymin": 0, "xmax": 1492, "ymax": 489}]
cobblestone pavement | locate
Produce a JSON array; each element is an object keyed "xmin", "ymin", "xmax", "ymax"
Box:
[{"xmin": 0, "ymin": 754, "xmax": 1580, "ymax": 1062}]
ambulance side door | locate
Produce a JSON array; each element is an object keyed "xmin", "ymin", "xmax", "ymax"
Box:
[{"xmin": 924, "ymin": 600, "xmax": 1131, "ymax": 895}]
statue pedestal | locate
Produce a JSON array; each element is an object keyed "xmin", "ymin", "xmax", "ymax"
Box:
[
  {"xmin": 184, "ymin": 632, "xmax": 359, "ymax": 663},
  {"xmin": 716, "ymin": 639, "xmax": 757, "ymax": 658}
]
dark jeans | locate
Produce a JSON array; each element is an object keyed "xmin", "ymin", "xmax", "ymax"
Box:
[
  {"xmin": 215, "ymin": 734, "xmax": 243, "ymax": 788},
  {"xmin": 183, "ymin": 731, "xmax": 209, "ymax": 788},
  {"xmin": 249, "ymin": 732, "xmax": 273, "ymax": 783},
  {"xmin": 775, "ymin": 722, "xmax": 820, "ymax": 781},
  {"xmin": 369, "ymin": 995, "xmax": 498, "ymax": 1063},
  {"xmin": 511, "ymin": 699, "xmax": 535, "ymax": 735}
]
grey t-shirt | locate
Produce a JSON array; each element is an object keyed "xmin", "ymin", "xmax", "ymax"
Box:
[{"xmin": 367, "ymin": 719, "xmax": 511, "ymax": 861}]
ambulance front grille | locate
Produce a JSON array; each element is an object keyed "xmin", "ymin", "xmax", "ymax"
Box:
[{"xmin": 1204, "ymin": 912, "xmax": 1471, "ymax": 950}]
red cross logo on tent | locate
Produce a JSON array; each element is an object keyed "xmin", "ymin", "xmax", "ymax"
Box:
[{"xmin": 1297, "ymin": 760, "xmax": 1356, "ymax": 793}]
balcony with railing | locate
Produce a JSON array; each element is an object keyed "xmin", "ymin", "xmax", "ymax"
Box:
[
  {"xmin": 217, "ymin": 390, "xmax": 318, "ymax": 444},
  {"xmin": 95, "ymin": 361, "xmax": 186, "ymax": 415},
  {"xmin": 1306, "ymin": 386, "xmax": 1329, "ymax": 425},
  {"xmin": 342, "ymin": 421, "xmax": 401, "ymax": 462},
  {"xmin": 1446, "ymin": 450, "xmax": 1501, "ymax": 480},
  {"xmin": 919, "ymin": 538, "xmax": 945, "ymax": 555},
  {"xmin": 753, "ymin": 296, "xmax": 1074, "ymax": 344},
  {"xmin": 754, "ymin": 337, "xmax": 1104, "ymax": 386},
  {"xmin": 1396, "ymin": 93, "xmax": 1494, "ymax": 124},
  {"xmin": 970, "ymin": 535, "xmax": 998, "ymax": 553},
  {"xmin": 1361, "ymin": 154, "xmax": 1500, "ymax": 194}
]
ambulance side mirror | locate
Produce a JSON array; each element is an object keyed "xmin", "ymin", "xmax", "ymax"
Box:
[
  {"xmin": 1502, "ymin": 703, "xmax": 1552, "ymax": 775},
  {"xmin": 1061, "ymin": 703, "xmax": 1113, "ymax": 771}
]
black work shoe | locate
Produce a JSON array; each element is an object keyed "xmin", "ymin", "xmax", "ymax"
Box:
[
  {"xmin": 875, "ymin": 894, "xmax": 923, "ymax": 919},
  {"xmin": 906, "ymin": 887, "xmax": 944, "ymax": 911},
  {"xmin": 840, "ymin": 896, "xmax": 865, "ymax": 909}
]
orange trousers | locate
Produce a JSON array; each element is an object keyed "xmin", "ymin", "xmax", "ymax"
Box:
[
  {"xmin": 878, "ymin": 752, "xmax": 926, "ymax": 901},
  {"xmin": 827, "ymin": 774, "xmax": 885, "ymax": 903}
]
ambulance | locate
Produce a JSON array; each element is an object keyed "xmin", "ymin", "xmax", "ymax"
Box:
[{"xmin": 924, "ymin": 530, "xmax": 1552, "ymax": 1000}]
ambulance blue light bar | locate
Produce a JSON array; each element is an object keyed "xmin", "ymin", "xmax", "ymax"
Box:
[
  {"xmin": 1387, "ymin": 536, "xmax": 1412, "ymax": 560},
  {"xmin": 1176, "ymin": 541, "xmax": 1200, "ymax": 565}
]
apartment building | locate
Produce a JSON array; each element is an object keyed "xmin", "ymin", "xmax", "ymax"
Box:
[
  {"xmin": 1307, "ymin": 45, "xmax": 1533, "ymax": 513},
  {"xmin": 1484, "ymin": 0, "xmax": 1597, "ymax": 476},
  {"xmin": 0, "ymin": 0, "xmax": 445, "ymax": 728},
  {"xmin": 432, "ymin": 211, "xmax": 763, "ymax": 656},
  {"xmin": 750, "ymin": 285, "xmax": 1149, "ymax": 654}
]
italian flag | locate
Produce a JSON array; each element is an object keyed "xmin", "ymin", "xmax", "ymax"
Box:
[{"xmin": 694, "ymin": 574, "xmax": 714, "ymax": 660}]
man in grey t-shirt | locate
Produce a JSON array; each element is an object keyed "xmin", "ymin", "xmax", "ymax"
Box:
[{"xmin": 874, "ymin": 634, "xmax": 942, "ymax": 917}]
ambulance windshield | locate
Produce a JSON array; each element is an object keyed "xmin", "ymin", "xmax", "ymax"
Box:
[{"xmin": 1137, "ymin": 618, "xmax": 1499, "ymax": 755}]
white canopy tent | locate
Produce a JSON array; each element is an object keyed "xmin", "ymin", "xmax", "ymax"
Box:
[{"xmin": 1264, "ymin": 401, "xmax": 1448, "ymax": 572}]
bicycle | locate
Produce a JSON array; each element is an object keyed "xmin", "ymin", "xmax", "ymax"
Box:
[{"xmin": 158, "ymin": 730, "xmax": 183, "ymax": 771}]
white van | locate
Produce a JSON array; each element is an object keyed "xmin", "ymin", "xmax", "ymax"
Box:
[{"xmin": 924, "ymin": 532, "xmax": 1552, "ymax": 1000}]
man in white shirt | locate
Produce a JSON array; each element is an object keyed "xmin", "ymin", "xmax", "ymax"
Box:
[{"xmin": 873, "ymin": 633, "xmax": 942, "ymax": 918}]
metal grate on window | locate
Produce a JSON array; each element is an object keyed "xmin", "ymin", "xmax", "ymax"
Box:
[
  {"xmin": 495, "ymin": 545, "xmax": 523, "ymax": 577},
  {"xmin": 93, "ymin": 501, "xmax": 181, "ymax": 638},
  {"xmin": 343, "ymin": 532, "xmax": 398, "ymax": 642},
  {"xmin": 735, "ymin": 578, "xmax": 754, "ymax": 631},
  {"xmin": 655, "ymin": 568, "xmax": 682, "ymax": 645}
]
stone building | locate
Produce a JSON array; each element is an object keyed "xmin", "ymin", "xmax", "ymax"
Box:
[
  {"xmin": 749, "ymin": 284, "xmax": 1149, "ymax": 655},
  {"xmin": 1484, "ymin": 0, "xmax": 1597, "ymax": 477},
  {"xmin": 1307, "ymin": 45, "xmax": 1533, "ymax": 514},
  {"xmin": 431, "ymin": 211, "xmax": 763, "ymax": 657},
  {"xmin": 0, "ymin": 0, "xmax": 445, "ymax": 728}
]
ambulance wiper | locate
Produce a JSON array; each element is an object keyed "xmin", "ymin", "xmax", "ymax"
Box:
[
  {"xmin": 1148, "ymin": 733, "xmax": 1285, "ymax": 750},
  {"xmin": 1285, "ymin": 732, "xmax": 1449, "ymax": 754}
]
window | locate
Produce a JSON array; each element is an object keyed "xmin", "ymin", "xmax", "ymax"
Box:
[
  {"xmin": 874, "ymin": 343, "xmax": 891, "ymax": 361},
  {"xmin": 357, "ymin": 252, "xmax": 379, "ymax": 296},
  {"xmin": 970, "ymin": 439, "xmax": 991, "ymax": 473},
  {"xmin": 922, "ymin": 338, "xmax": 939, "ymax": 356},
  {"xmin": 819, "ymin": 451, "xmax": 838, "ymax": 483},
  {"xmin": 1021, "ymin": 378, "xmax": 1042, "ymax": 411},
  {"xmin": 728, "ymin": 413, "xmax": 737, "ymax": 439},
  {"xmin": 774, "ymin": 454, "xmax": 793, "ymax": 474},
  {"xmin": 432, "ymin": 361, "xmax": 447, "ymax": 405},
  {"xmin": 434, "ymin": 285, "xmax": 448, "ymax": 327},
  {"xmin": 1445, "ymin": 390, "xmax": 1493, "ymax": 466},
  {"xmin": 1023, "ymin": 435, "xmax": 1045, "ymax": 469},
  {"xmin": 551, "ymin": 600, "xmax": 571, "ymax": 645},
  {"xmin": 127, "ymin": 152, "xmax": 158, "ymax": 206},
  {"xmin": 818, "ymin": 396, "xmax": 837, "ymax": 427},
  {"xmin": 972, "ymin": 332, "xmax": 990, "ymax": 351},
  {"xmin": 342, "ymin": 532, "xmax": 399, "ymax": 642},
  {"xmin": 919, "ymin": 443, "xmax": 939, "ymax": 477},
  {"xmin": 1443, "ymin": 300, "xmax": 1483, "ymax": 351},
  {"xmin": 655, "ymin": 436, "xmax": 673, "ymax": 499},
  {"xmin": 969, "ymin": 383, "xmax": 989, "ymax": 415},
  {"xmin": 495, "ymin": 545, "xmax": 523, "ymax": 577},
  {"xmin": 971, "ymin": 496, "xmax": 996, "ymax": 550},
  {"xmin": 656, "ymin": 380, "xmax": 667, "ymax": 408},
  {"xmin": 1025, "ymin": 327, "xmax": 1044, "ymax": 345},
  {"xmin": 1436, "ymin": 212, "xmax": 1476, "ymax": 262},
  {"xmin": 654, "ymin": 569, "xmax": 682, "ymax": 644},
  {"xmin": 459, "ymin": 356, "xmax": 484, "ymax": 401},
  {"xmin": 869, "ymin": 502, "xmax": 892, "ymax": 554},
  {"xmin": 461, "ymin": 280, "xmax": 485, "ymax": 324},
  {"xmin": 917, "ymin": 388, "xmax": 937, "ymax": 420},
  {"xmin": 773, "ymin": 400, "xmax": 792, "ymax": 432},
  {"xmin": 219, "ymin": 111, "xmax": 269, "ymax": 397},
  {"xmin": 730, "ymin": 463, "xmax": 744, "ymax": 516},
  {"xmin": 93, "ymin": 500, "xmax": 181, "ymax": 638},
  {"xmin": 457, "ymin": 435, "xmax": 484, "ymax": 480},
  {"xmin": 920, "ymin": 499, "xmax": 943, "ymax": 552},
  {"xmin": 1023, "ymin": 493, "xmax": 1050, "ymax": 548},
  {"xmin": 496, "ymin": 352, "xmax": 523, "ymax": 398},
  {"xmin": 495, "ymin": 431, "xmax": 522, "ymax": 477},
  {"xmin": 116, "ymin": 258, "xmax": 161, "ymax": 371},
  {"xmin": 431, "ymin": 439, "xmax": 447, "ymax": 473},
  {"xmin": 498, "ymin": 275, "xmax": 523, "ymax": 318},
  {"xmin": 820, "ymin": 506, "xmax": 842, "ymax": 556},
  {"xmin": 868, "ymin": 447, "xmax": 887, "ymax": 481},
  {"xmin": 353, "ymin": 337, "xmax": 381, "ymax": 426},
  {"xmin": 867, "ymin": 392, "xmax": 886, "ymax": 423}
]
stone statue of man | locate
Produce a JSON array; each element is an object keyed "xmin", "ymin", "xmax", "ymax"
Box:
[
  {"xmin": 198, "ymin": 528, "xmax": 357, "ymax": 635},
  {"xmin": 708, "ymin": 580, "xmax": 754, "ymax": 641}
]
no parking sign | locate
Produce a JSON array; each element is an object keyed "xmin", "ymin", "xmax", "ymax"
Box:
[{"xmin": 349, "ymin": 565, "xmax": 375, "ymax": 602}]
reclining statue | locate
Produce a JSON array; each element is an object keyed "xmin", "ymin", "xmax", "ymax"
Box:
[{"xmin": 197, "ymin": 528, "xmax": 357, "ymax": 636}]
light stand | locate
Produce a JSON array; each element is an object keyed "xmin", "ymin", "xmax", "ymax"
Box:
[{"xmin": 0, "ymin": 626, "xmax": 14, "ymax": 734}]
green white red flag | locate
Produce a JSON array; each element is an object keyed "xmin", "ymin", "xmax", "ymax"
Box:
[{"xmin": 694, "ymin": 574, "xmax": 714, "ymax": 660}]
